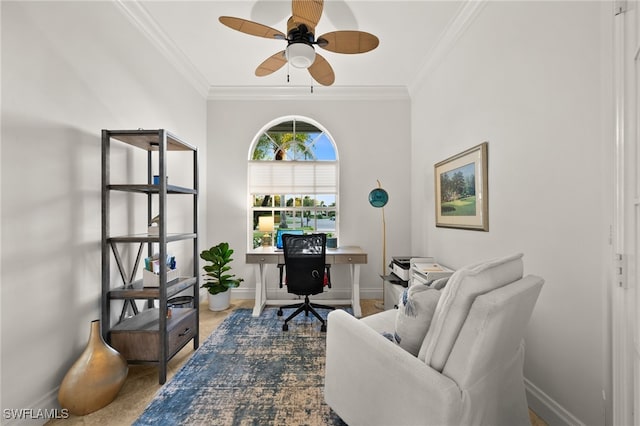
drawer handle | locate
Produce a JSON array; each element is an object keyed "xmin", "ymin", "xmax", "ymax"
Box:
[
  {"xmin": 260, "ymin": 257, "xmax": 265, "ymax": 262},
  {"xmin": 179, "ymin": 327, "xmax": 191, "ymax": 337},
  {"xmin": 348, "ymin": 257, "xmax": 352, "ymax": 261}
]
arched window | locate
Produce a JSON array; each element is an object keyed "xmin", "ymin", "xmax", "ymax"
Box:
[{"xmin": 248, "ymin": 116, "xmax": 339, "ymax": 249}]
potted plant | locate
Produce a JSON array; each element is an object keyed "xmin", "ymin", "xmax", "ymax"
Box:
[{"xmin": 200, "ymin": 242, "xmax": 244, "ymax": 311}]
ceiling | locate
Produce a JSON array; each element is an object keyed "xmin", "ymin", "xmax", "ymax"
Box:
[{"xmin": 121, "ymin": 1, "xmax": 470, "ymax": 97}]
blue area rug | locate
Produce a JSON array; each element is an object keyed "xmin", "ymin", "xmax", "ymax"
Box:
[{"xmin": 134, "ymin": 307, "xmax": 348, "ymax": 425}]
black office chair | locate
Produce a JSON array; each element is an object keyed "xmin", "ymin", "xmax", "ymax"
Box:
[{"xmin": 277, "ymin": 233, "xmax": 334, "ymax": 332}]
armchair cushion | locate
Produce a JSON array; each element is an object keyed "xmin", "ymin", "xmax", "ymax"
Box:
[
  {"xmin": 324, "ymin": 309, "xmax": 463, "ymax": 426},
  {"xmin": 419, "ymin": 253, "xmax": 524, "ymax": 370},
  {"xmin": 360, "ymin": 308, "xmax": 396, "ymax": 332},
  {"xmin": 394, "ymin": 285, "xmax": 441, "ymax": 356}
]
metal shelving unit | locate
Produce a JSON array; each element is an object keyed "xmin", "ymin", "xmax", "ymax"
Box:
[{"xmin": 101, "ymin": 129, "xmax": 199, "ymax": 384}]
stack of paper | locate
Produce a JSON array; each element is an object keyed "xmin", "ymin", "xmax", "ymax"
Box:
[{"xmin": 414, "ymin": 263, "xmax": 450, "ymax": 273}]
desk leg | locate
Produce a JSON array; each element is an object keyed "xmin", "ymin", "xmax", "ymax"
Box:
[
  {"xmin": 350, "ymin": 264, "xmax": 362, "ymax": 318},
  {"xmin": 253, "ymin": 263, "xmax": 267, "ymax": 317}
]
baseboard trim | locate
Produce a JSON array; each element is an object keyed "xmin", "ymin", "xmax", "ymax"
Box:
[
  {"xmin": 4, "ymin": 387, "xmax": 63, "ymax": 426},
  {"xmin": 525, "ymin": 377, "xmax": 585, "ymax": 426}
]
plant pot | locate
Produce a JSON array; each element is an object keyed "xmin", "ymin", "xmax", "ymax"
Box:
[
  {"xmin": 326, "ymin": 237, "xmax": 338, "ymax": 249},
  {"xmin": 208, "ymin": 290, "xmax": 231, "ymax": 311}
]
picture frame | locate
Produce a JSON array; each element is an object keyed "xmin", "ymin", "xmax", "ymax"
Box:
[{"xmin": 434, "ymin": 142, "xmax": 488, "ymax": 231}]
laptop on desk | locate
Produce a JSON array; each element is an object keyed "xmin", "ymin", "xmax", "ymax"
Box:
[{"xmin": 274, "ymin": 229, "xmax": 304, "ymax": 251}]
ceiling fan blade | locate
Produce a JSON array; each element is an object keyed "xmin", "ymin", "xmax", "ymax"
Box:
[
  {"xmin": 255, "ymin": 51, "xmax": 287, "ymax": 76},
  {"xmin": 219, "ymin": 16, "xmax": 285, "ymax": 40},
  {"xmin": 308, "ymin": 53, "xmax": 335, "ymax": 86},
  {"xmin": 292, "ymin": 0, "xmax": 324, "ymax": 29},
  {"xmin": 317, "ymin": 30, "xmax": 379, "ymax": 54}
]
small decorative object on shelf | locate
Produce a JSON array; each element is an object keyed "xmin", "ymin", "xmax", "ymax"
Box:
[
  {"xmin": 58, "ymin": 320, "xmax": 128, "ymax": 416},
  {"xmin": 142, "ymin": 252, "xmax": 178, "ymax": 287},
  {"xmin": 326, "ymin": 233, "xmax": 338, "ymax": 249},
  {"xmin": 152, "ymin": 175, "xmax": 168, "ymax": 185},
  {"xmin": 201, "ymin": 242, "xmax": 244, "ymax": 311},
  {"xmin": 143, "ymin": 268, "xmax": 179, "ymax": 287},
  {"xmin": 148, "ymin": 214, "xmax": 160, "ymax": 236}
]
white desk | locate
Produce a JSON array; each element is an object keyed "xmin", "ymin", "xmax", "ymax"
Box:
[{"xmin": 246, "ymin": 246, "xmax": 368, "ymax": 318}]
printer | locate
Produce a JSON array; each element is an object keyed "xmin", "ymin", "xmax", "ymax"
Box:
[
  {"xmin": 390, "ymin": 256, "xmax": 454, "ymax": 286},
  {"xmin": 384, "ymin": 256, "xmax": 454, "ymax": 310},
  {"xmin": 390, "ymin": 256, "xmax": 414, "ymax": 282}
]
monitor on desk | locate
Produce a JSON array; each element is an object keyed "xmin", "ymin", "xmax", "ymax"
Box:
[{"xmin": 275, "ymin": 229, "xmax": 304, "ymax": 249}]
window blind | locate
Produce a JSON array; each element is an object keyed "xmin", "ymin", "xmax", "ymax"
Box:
[{"xmin": 248, "ymin": 161, "xmax": 338, "ymax": 194}]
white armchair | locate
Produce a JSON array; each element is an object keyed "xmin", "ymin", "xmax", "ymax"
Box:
[{"xmin": 324, "ymin": 253, "xmax": 544, "ymax": 426}]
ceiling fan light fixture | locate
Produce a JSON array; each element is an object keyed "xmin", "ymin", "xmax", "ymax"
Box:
[{"xmin": 286, "ymin": 43, "xmax": 316, "ymax": 69}]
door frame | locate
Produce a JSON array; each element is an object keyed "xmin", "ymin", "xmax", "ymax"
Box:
[{"xmin": 612, "ymin": 2, "xmax": 638, "ymax": 425}]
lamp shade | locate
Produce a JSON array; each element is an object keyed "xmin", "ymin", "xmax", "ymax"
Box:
[
  {"xmin": 258, "ymin": 216, "xmax": 274, "ymax": 232},
  {"xmin": 286, "ymin": 43, "xmax": 316, "ymax": 69},
  {"xmin": 368, "ymin": 188, "xmax": 389, "ymax": 208}
]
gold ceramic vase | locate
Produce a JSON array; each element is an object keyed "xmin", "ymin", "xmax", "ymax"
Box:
[{"xmin": 58, "ymin": 319, "xmax": 128, "ymax": 416}]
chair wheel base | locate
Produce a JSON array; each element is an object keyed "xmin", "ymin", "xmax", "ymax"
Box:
[
  {"xmin": 283, "ymin": 323, "xmax": 289, "ymax": 331},
  {"xmin": 277, "ymin": 309, "xmax": 283, "ymax": 316},
  {"xmin": 321, "ymin": 324, "xmax": 327, "ymax": 332}
]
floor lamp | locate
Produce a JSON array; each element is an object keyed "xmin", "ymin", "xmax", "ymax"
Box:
[{"xmin": 368, "ymin": 180, "xmax": 389, "ymax": 310}]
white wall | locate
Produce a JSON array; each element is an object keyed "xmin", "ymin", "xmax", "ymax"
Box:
[
  {"xmin": 1, "ymin": 1, "xmax": 206, "ymax": 421},
  {"xmin": 207, "ymin": 95, "xmax": 411, "ymax": 301},
  {"xmin": 0, "ymin": 1, "xmax": 617, "ymax": 425},
  {"xmin": 410, "ymin": 2, "xmax": 612, "ymax": 425}
]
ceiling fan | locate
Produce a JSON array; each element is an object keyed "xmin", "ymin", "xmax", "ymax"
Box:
[{"xmin": 219, "ymin": 0, "xmax": 379, "ymax": 86}]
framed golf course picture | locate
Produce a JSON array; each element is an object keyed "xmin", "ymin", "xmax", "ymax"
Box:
[{"xmin": 434, "ymin": 142, "xmax": 488, "ymax": 231}]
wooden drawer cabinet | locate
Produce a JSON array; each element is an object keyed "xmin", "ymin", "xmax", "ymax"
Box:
[
  {"xmin": 245, "ymin": 253, "xmax": 284, "ymax": 264},
  {"xmin": 110, "ymin": 308, "xmax": 196, "ymax": 362},
  {"xmin": 332, "ymin": 254, "xmax": 367, "ymax": 264}
]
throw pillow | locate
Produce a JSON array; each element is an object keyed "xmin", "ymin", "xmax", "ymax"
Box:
[
  {"xmin": 418, "ymin": 253, "xmax": 524, "ymax": 370},
  {"xmin": 394, "ymin": 285, "xmax": 441, "ymax": 356},
  {"xmin": 430, "ymin": 276, "xmax": 450, "ymax": 290}
]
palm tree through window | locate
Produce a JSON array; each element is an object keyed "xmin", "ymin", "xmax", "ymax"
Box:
[{"xmin": 248, "ymin": 117, "xmax": 339, "ymax": 249}]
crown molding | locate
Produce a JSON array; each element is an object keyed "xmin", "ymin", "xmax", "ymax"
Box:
[
  {"xmin": 113, "ymin": 0, "xmax": 210, "ymax": 99},
  {"xmin": 408, "ymin": 0, "xmax": 487, "ymax": 95},
  {"xmin": 113, "ymin": 0, "xmax": 480, "ymax": 102},
  {"xmin": 207, "ymin": 85, "xmax": 410, "ymax": 101}
]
